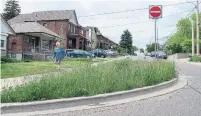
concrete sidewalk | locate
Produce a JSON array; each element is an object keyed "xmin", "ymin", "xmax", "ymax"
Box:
[{"xmin": 175, "ymin": 58, "xmax": 201, "ymax": 66}]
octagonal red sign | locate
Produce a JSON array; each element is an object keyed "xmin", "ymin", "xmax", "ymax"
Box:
[{"xmin": 149, "ymin": 5, "xmax": 162, "ymax": 19}]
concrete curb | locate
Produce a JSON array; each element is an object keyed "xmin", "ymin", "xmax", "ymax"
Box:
[{"xmin": 1, "ymin": 77, "xmax": 178, "ymax": 114}]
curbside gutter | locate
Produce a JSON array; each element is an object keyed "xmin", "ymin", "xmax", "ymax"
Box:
[{"xmin": 1, "ymin": 77, "xmax": 178, "ymax": 114}]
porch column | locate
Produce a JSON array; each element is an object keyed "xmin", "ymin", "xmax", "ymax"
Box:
[{"xmin": 76, "ymin": 37, "xmax": 80, "ymax": 49}]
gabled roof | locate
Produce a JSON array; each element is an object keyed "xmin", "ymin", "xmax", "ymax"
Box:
[
  {"xmin": 10, "ymin": 22, "xmax": 61, "ymax": 38},
  {"xmin": 8, "ymin": 10, "xmax": 76, "ymax": 25},
  {"xmin": 0, "ymin": 14, "xmax": 15, "ymax": 35}
]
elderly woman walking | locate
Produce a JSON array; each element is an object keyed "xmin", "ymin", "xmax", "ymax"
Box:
[{"xmin": 54, "ymin": 42, "xmax": 66, "ymax": 69}]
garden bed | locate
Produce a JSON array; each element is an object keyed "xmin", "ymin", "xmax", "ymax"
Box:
[{"xmin": 1, "ymin": 60, "xmax": 176, "ymax": 103}]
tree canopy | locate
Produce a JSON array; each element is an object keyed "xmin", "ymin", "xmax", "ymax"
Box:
[
  {"xmin": 3, "ymin": 0, "xmax": 21, "ymax": 21},
  {"xmin": 140, "ymin": 48, "xmax": 144, "ymax": 53},
  {"xmin": 119, "ymin": 29, "xmax": 133, "ymax": 54},
  {"xmin": 166, "ymin": 13, "xmax": 201, "ymax": 54}
]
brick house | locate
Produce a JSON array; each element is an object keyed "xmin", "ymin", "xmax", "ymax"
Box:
[
  {"xmin": 85, "ymin": 26, "xmax": 118, "ymax": 50},
  {"xmin": 8, "ymin": 22, "xmax": 61, "ymax": 60},
  {"xmin": 8, "ymin": 10, "xmax": 88, "ymax": 50},
  {"xmin": 96, "ymin": 32, "xmax": 118, "ymax": 50}
]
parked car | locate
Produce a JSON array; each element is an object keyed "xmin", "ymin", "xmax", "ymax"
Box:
[
  {"xmin": 91, "ymin": 49, "xmax": 107, "ymax": 58},
  {"xmin": 105, "ymin": 50, "xmax": 117, "ymax": 57},
  {"xmin": 156, "ymin": 51, "xmax": 167, "ymax": 59},
  {"xmin": 66, "ymin": 49, "xmax": 74, "ymax": 57},
  {"xmin": 150, "ymin": 51, "xmax": 156, "ymax": 57},
  {"xmin": 145, "ymin": 52, "xmax": 151, "ymax": 56},
  {"xmin": 69, "ymin": 50, "xmax": 93, "ymax": 58},
  {"xmin": 147, "ymin": 53, "xmax": 151, "ymax": 56}
]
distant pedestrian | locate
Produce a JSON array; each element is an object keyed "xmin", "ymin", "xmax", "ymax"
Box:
[{"xmin": 55, "ymin": 42, "xmax": 66, "ymax": 69}]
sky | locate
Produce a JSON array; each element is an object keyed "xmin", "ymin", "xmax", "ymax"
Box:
[{"xmin": 0, "ymin": 0, "xmax": 199, "ymax": 49}]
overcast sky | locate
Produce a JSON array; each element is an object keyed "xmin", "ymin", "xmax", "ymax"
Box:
[{"xmin": 1, "ymin": 0, "xmax": 199, "ymax": 49}]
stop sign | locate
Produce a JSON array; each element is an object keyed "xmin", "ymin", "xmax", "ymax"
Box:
[{"xmin": 149, "ymin": 5, "xmax": 162, "ymax": 19}]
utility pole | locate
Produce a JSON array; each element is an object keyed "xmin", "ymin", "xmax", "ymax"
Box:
[
  {"xmin": 196, "ymin": 0, "xmax": 200, "ymax": 55},
  {"xmin": 189, "ymin": 17, "xmax": 195, "ymax": 56}
]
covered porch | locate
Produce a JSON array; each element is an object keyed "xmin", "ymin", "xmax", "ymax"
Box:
[
  {"xmin": 8, "ymin": 22, "xmax": 61, "ymax": 60},
  {"xmin": 23, "ymin": 33, "xmax": 57, "ymax": 60},
  {"xmin": 67, "ymin": 34, "xmax": 87, "ymax": 50}
]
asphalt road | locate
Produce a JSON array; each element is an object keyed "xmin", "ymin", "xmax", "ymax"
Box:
[{"xmin": 56, "ymin": 59, "xmax": 201, "ymax": 116}]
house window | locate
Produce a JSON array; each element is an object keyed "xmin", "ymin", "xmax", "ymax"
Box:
[
  {"xmin": 1, "ymin": 40, "xmax": 5, "ymax": 47},
  {"xmin": 69, "ymin": 40, "xmax": 72, "ymax": 44},
  {"xmin": 81, "ymin": 30, "xmax": 84, "ymax": 35}
]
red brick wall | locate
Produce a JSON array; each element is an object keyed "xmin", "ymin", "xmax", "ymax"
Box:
[
  {"xmin": 38, "ymin": 20, "xmax": 69, "ymax": 49},
  {"xmin": 7, "ymin": 34, "xmax": 24, "ymax": 53},
  {"xmin": 37, "ymin": 20, "xmax": 87, "ymax": 49}
]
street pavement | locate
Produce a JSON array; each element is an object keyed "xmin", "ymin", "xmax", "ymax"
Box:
[{"xmin": 54, "ymin": 57, "xmax": 201, "ymax": 116}]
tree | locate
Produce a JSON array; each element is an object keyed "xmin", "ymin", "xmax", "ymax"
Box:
[
  {"xmin": 132, "ymin": 45, "xmax": 138, "ymax": 51},
  {"xmin": 140, "ymin": 48, "xmax": 144, "ymax": 53},
  {"xmin": 3, "ymin": 0, "xmax": 21, "ymax": 21},
  {"xmin": 119, "ymin": 29, "xmax": 133, "ymax": 54},
  {"xmin": 146, "ymin": 43, "xmax": 159, "ymax": 52},
  {"xmin": 166, "ymin": 13, "xmax": 201, "ymax": 54}
]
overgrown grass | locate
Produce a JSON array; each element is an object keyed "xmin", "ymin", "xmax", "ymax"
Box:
[
  {"xmin": 1, "ymin": 60, "xmax": 176, "ymax": 103},
  {"xmin": 189, "ymin": 56, "xmax": 201, "ymax": 62},
  {"xmin": 1, "ymin": 60, "xmax": 90, "ymax": 78}
]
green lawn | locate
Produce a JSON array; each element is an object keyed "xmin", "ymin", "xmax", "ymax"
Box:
[
  {"xmin": 1, "ymin": 59, "xmax": 91, "ymax": 79},
  {"xmin": 1, "ymin": 60, "xmax": 176, "ymax": 103}
]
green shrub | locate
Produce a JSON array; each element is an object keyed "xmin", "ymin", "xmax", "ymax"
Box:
[
  {"xmin": 1, "ymin": 60, "xmax": 176, "ymax": 103},
  {"xmin": 189, "ymin": 56, "xmax": 201, "ymax": 62},
  {"xmin": 1, "ymin": 56, "xmax": 15, "ymax": 63}
]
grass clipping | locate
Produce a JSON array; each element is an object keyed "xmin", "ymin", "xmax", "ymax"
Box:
[{"xmin": 1, "ymin": 60, "xmax": 176, "ymax": 103}]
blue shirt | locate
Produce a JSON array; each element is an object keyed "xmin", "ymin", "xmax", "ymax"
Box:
[{"xmin": 55, "ymin": 47, "xmax": 65, "ymax": 61}]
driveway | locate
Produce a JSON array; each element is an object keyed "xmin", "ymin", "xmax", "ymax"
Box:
[{"xmin": 54, "ymin": 61, "xmax": 201, "ymax": 116}]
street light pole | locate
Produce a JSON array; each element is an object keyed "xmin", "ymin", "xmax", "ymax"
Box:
[
  {"xmin": 189, "ymin": 17, "xmax": 195, "ymax": 56},
  {"xmin": 196, "ymin": 0, "xmax": 200, "ymax": 55}
]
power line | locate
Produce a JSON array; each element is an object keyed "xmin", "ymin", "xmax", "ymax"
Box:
[
  {"xmin": 161, "ymin": 6, "xmax": 196, "ymax": 50},
  {"xmin": 92, "ymin": 9, "xmax": 193, "ymax": 28},
  {"xmin": 98, "ymin": 20, "xmax": 152, "ymax": 28},
  {"xmin": 77, "ymin": 1, "xmax": 196, "ymax": 18},
  {"xmin": 79, "ymin": 9, "xmax": 191, "ymax": 20}
]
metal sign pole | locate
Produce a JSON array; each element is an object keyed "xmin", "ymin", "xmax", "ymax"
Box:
[{"xmin": 154, "ymin": 19, "xmax": 157, "ymax": 57}]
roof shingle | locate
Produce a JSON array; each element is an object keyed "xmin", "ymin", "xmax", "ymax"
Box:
[
  {"xmin": 10, "ymin": 22, "xmax": 61, "ymax": 38},
  {"xmin": 8, "ymin": 10, "xmax": 74, "ymax": 25}
]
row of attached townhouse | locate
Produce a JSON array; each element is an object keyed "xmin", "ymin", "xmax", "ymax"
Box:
[
  {"xmin": 1, "ymin": 10, "xmax": 118, "ymax": 60},
  {"xmin": 85, "ymin": 26, "xmax": 118, "ymax": 50}
]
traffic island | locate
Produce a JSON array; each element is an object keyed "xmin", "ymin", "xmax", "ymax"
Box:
[{"xmin": 1, "ymin": 60, "xmax": 178, "ymax": 114}]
